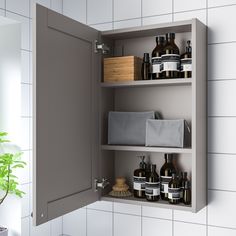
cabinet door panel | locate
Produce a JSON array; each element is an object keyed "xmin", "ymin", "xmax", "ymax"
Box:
[{"xmin": 33, "ymin": 4, "xmax": 100, "ymax": 226}]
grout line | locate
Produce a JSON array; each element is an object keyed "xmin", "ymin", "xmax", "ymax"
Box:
[
  {"xmin": 172, "ymin": 209, "xmax": 174, "ymax": 236},
  {"xmin": 112, "ymin": 202, "xmax": 114, "ymax": 236},
  {"xmin": 208, "ymin": 3, "xmax": 236, "ymax": 10},
  {"xmin": 172, "ymin": 0, "xmax": 174, "ymax": 22},
  {"xmin": 141, "ymin": 0, "xmax": 143, "ymax": 26},
  {"xmin": 173, "ymin": 7, "xmax": 207, "ymax": 14},
  {"xmin": 141, "ymin": 206, "xmax": 143, "ymax": 236},
  {"xmin": 208, "ymin": 224, "xmax": 236, "ymax": 231},
  {"xmin": 208, "ymin": 116, "xmax": 236, "ymax": 118},
  {"xmin": 208, "ymin": 189, "xmax": 236, "ymax": 193},
  {"xmin": 208, "ymin": 40, "xmax": 236, "ymax": 45},
  {"xmin": 86, "ymin": 207, "xmax": 88, "ymax": 236},
  {"xmin": 208, "ymin": 151, "xmax": 236, "ymax": 155},
  {"xmin": 173, "ymin": 219, "xmax": 207, "ymax": 227},
  {"xmin": 5, "ymin": 9, "xmax": 31, "ymax": 19},
  {"xmin": 208, "ymin": 78, "xmax": 236, "ymax": 82}
]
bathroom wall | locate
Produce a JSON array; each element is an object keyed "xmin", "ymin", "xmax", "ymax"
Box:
[{"xmin": 1, "ymin": 0, "xmax": 236, "ymax": 235}]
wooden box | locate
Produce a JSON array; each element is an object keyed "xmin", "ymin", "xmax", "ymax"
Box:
[{"xmin": 103, "ymin": 56, "xmax": 142, "ymax": 82}]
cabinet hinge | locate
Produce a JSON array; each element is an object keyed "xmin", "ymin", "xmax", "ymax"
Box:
[
  {"xmin": 94, "ymin": 40, "xmax": 110, "ymax": 54},
  {"xmin": 94, "ymin": 178, "xmax": 109, "ymax": 192}
]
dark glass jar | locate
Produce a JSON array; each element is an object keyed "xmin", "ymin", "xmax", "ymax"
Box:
[
  {"xmin": 160, "ymin": 153, "xmax": 176, "ymax": 200},
  {"xmin": 180, "ymin": 40, "xmax": 192, "ymax": 78},
  {"xmin": 162, "ymin": 33, "xmax": 180, "ymax": 79},
  {"xmin": 145, "ymin": 164, "xmax": 160, "ymax": 202},
  {"xmin": 141, "ymin": 53, "xmax": 151, "ymax": 80},
  {"xmin": 183, "ymin": 178, "xmax": 191, "ymax": 205},
  {"xmin": 151, "ymin": 36, "xmax": 165, "ymax": 79},
  {"xmin": 168, "ymin": 173, "xmax": 180, "ymax": 204}
]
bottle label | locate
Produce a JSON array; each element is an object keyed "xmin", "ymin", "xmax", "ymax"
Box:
[
  {"xmin": 161, "ymin": 54, "xmax": 180, "ymax": 72},
  {"xmin": 161, "ymin": 176, "xmax": 172, "ymax": 193},
  {"xmin": 133, "ymin": 176, "xmax": 146, "ymax": 191},
  {"xmin": 181, "ymin": 58, "xmax": 192, "ymax": 72},
  {"xmin": 152, "ymin": 56, "xmax": 162, "ymax": 73},
  {"xmin": 168, "ymin": 187, "xmax": 180, "ymax": 200},
  {"xmin": 145, "ymin": 182, "xmax": 160, "ymax": 196}
]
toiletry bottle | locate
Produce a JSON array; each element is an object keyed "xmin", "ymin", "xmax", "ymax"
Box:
[
  {"xmin": 160, "ymin": 154, "xmax": 176, "ymax": 200},
  {"xmin": 180, "ymin": 172, "xmax": 188, "ymax": 202},
  {"xmin": 133, "ymin": 156, "xmax": 147, "ymax": 198},
  {"xmin": 141, "ymin": 53, "xmax": 151, "ymax": 80},
  {"xmin": 162, "ymin": 33, "xmax": 180, "ymax": 79},
  {"xmin": 145, "ymin": 164, "xmax": 160, "ymax": 202},
  {"xmin": 168, "ymin": 173, "xmax": 180, "ymax": 204},
  {"xmin": 180, "ymin": 40, "xmax": 192, "ymax": 78},
  {"xmin": 183, "ymin": 179, "xmax": 191, "ymax": 205},
  {"xmin": 151, "ymin": 36, "xmax": 165, "ymax": 79}
]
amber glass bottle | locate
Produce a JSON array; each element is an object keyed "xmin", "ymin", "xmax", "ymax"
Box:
[
  {"xmin": 168, "ymin": 173, "xmax": 180, "ymax": 204},
  {"xmin": 162, "ymin": 33, "xmax": 180, "ymax": 78},
  {"xmin": 180, "ymin": 40, "xmax": 192, "ymax": 78},
  {"xmin": 145, "ymin": 164, "xmax": 160, "ymax": 202},
  {"xmin": 160, "ymin": 154, "xmax": 176, "ymax": 200},
  {"xmin": 133, "ymin": 156, "xmax": 147, "ymax": 198},
  {"xmin": 151, "ymin": 36, "xmax": 165, "ymax": 79}
]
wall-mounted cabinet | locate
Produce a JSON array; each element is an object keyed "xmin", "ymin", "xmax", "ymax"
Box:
[{"xmin": 33, "ymin": 4, "xmax": 206, "ymax": 226}]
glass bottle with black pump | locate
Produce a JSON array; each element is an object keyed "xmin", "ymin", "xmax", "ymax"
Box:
[
  {"xmin": 145, "ymin": 164, "xmax": 160, "ymax": 202},
  {"xmin": 151, "ymin": 36, "xmax": 165, "ymax": 79},
  {"xmin": 160, "ymin": 154, "xmax": 176, "ymax": 200},
  {"xmin": 179, "ymin": 172, "xmax": 188, "ymax": 202},
  {"xmin": 181, "ymin": 40, "xmax": 192, "ymax": 78},
  {"xmin": 141, "ymin": 53, "xmax": 151, "ymax": 80},
  {"xmin": 133, "ymin": 156, "xmax": 147, "ymax": 198},
  {"xmin": 183, "ymin": 178, "xmax": 191, "ymax": 205},
  {"xmin": 162, "ymin": 33, "xmax": 180, "ymax": 79},
  {"xmin": 168, "ymin": 173, "xmax": 180, "ymax": 204}
]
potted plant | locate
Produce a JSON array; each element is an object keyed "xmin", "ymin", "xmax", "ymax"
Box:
[{"xmin": 0, "ymin": 132, "xmax": 26, "ymax": 236}]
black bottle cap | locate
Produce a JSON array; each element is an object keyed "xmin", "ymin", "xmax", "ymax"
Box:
[
  {"xmin": 166, "ymin": 32, "xmax": 175, "ymax": 40},
  {"xmin": 156, "ymin": 36, "xmax": 165, "ymax": 44},
  {"xmin": 139, "ymin": 156, "xmax": 147, "ymax": 169},
  {"xmin": 143, "ymin": 53, "xmax": 150, "ymax": 62},
  {"xmin": 150, "ymin": 164, "xmax": 156, "ymax": 172},
  {"xmin": 186, "ymin": 40, "xmax": 192, "ymax": 53},
  {"xmin": 164, "ymin": 153, "xmax": 173, "ymax": 162}
]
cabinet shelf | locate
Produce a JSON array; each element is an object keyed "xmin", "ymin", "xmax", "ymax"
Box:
[
  {"xmin": 101, "ymin": 145, "xmax": 192, "ymax": 154},
  {"xmin": 101, "ymin": 195, "xmax": 192, "ymax": 212},
  {"xmin": 101, "ymin": 78, "xmax": 192, "ymax": 88}
]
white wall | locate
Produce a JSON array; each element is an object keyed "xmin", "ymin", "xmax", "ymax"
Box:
[{"xmin": 1, "ymin": 0, "xmax": 236, "ymax": 235}]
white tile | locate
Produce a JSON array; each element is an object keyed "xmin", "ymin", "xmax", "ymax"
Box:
[
  {"xmin": 16, "ymin": 150, "xmax": 30, "ymax": 184},
  {"xmin": 114, "ymin": 0, "xmax": 141, "ymax": 21},
  {"xmin": 174, "ymin": 222, "xmax": 206, "ymax": 236},
  {"xmin": 208, "ymin": 0, "xmax": 236, "ymax": 7},
  {"xmin": 29, "ymin": 84, "xmax": 33, "ymax": 116},
  {"xmin": 0, "ymin": 0, "xmax": 5, "ymax": 9},
  {"xmin": 87, "ymin": 0, "xmax": 112, "ymax": 24},
  {"xmin": 29, "ymin": 150, "xmax": 33, "ymax": 182},
  {"xmin": 114, "ymin": 202, "xmax": 141, "ymax": 215},
  {"xmin": 51, "ymin": 0, "xmax": 63, "ymax": 13},
  {"xmin": 30, "ymin": 218, "xmax": 51, "ymax": 236},
  {"xmin": 29, "ymin": 51, "xmax": 33, "ymax": 83},
  {"xmin": 142, "ymin": 0, "xmax": 172, "ymax": 17},
  {"xmin": 30, "ymin": 0, "xmax": 50, "ymax": 18},
  {"xmin": 0, "ymin": 8, "xmax": 4, "ymax": 16},
  {"xmin": 29, "ymin": 117, "xmax": 33, "ymax": 149},
  {"xmin": 90, "ymin": 23, "xmax": 113, "ymax": 31},
  {"xmin": 208, "ymin": 5, "xmax": 236, "ymax": 44},
  {"xmin": 63, "ymin": 208, "xmax": 86, "ymax": 236},
  {"xmin": 143, "ymin": 14, "xmax": 172, "ymax": 26},
  {"xmin": 87, "ymin": 209, "xmax": 112, "ymax": 236},
  {"xmin": 21, "ymin": 84, "xmax": 30, "ymax": 117},
  {"xmin": 21, "ymin": 183, "xmax": 30, "ymax": 218},
  {"xmin": 174, "ymin": 207, "xmax": 206, "ymax": 224},
  {"xmin": 173, "ymin": 9, "xmax": 206, "ymax": 25},
  {"xmin": 142, "ymin": 206, "xmax": 172, "ymax": 220},
  {"xmin": 174, "ymin": 0, "xmax": 206, "ymax": 12},
  {"xmin": 6, "ymin": 12, "xmax": 30, "ymax": 50},
  {"xmin": 87, "ymin": 200, "xmax": 113, "ymax": 211},
  {"xmin": 208, "ymin": 117, "xmax": 236, "ymax": 154},
  {"xmin": 51, "ymin": 217, "xmax": 63, "ymax": 236},
  {"xmin": 208, "ymin": 80, "xmax": 236, "ymax": 116},
  {"xmin": 114, "ymin": 213, "xmax": 141, "ymax": 236},
  {"xmin": 208, "ymin": 226, "xmax": 236, "ymax": 236},
  {"xmin": 21, "ymin": 217, "xmax": 30, "ymax": 236},
  {"xmin": 114, "ymin": 18, "xmax": 141, "ymax": 30},
  {"xmin": 208, "ymin": 43, "xmax": 236, "ymax": 81},
  {"xmin": 142, "ymin": 217, "xmax": 172, "ymax": 236},
  {"xmin": 21, "ymin": 50, "xmax": 30, "ymax": 84},
  {"xmin": 6, "ymin": 0, "xmax": 30, "ymax": 17},
  {"xmin": 30, "ymin": 19, "xmax": 32, "ymax": 51},
  {"xmin": 208, "ymin": 190, "xmax": 236, "ymax": 228},
  {"xmin": 20, "ymin": 117, "xmax": 30, "ymax": 150},
  {"xmin": 63, "ymin": 0, "xmax": 86, "ymax": 24},
  {"xmin": 208, "ymin": 154, "xmax": 236, "ymax": 191}
]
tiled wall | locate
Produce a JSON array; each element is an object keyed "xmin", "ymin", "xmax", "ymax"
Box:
[
  {"xmin": 61, "ymin": 0, "xmax": 236, "ymax": 236},
  {"xmin": 2, "ymin": 0, "xmax": 236, "ymax": 235}
]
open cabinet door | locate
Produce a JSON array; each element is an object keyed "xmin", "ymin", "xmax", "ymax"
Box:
[{"xmin": 32, "ymin": 4, "xmax": 101, "ymax": 226}]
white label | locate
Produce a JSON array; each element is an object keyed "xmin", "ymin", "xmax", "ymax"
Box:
[
  {"xmin": 161, "ymin": 176, "xmax": 172, "ymax": 193},
  {"xmin": 182, "ymin": 64, "xmax": 192, "ymax": 71},
  {"xmin": 145, "ymin": 182, "xmax": 160, "ymax": 196},
  {"xmin": 168, "ymin": 187, "xmax": 180, "ymax": 200},
  {"xmin": 161, "ymin": 54, "xmax": 180, "ymax": 72},
  {"xmin": 181, "ymin": 58, "xmax": 192, "ymax": 72},
  {"xmin": 152, "ymin": 56, "xmax": 162, "ymax": 73},
  {"xmin": 133, "ymin": 176, "xmax": 146, "ymax": 191}
]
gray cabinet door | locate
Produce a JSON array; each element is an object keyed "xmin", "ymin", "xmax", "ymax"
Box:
[{"xmin": 33, "ymin": 4, "xmax": 100, "ymax": 226}]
